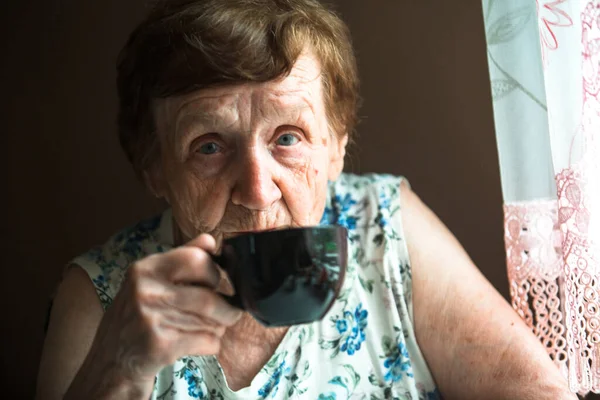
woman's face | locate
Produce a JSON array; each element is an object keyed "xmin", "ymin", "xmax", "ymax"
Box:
[{"xmin": 149, "ymin": 52, "xmax": 347, "ymax": 246}]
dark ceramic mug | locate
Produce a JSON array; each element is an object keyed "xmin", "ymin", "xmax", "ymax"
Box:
[{"xmin": 212, "ymin": 226, "xmax": 348, "ymax": 327}]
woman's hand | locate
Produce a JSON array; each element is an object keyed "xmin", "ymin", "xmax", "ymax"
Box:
[{"xmin": 65, "ymin": 234, "xmax": 243, "ymax": 399}]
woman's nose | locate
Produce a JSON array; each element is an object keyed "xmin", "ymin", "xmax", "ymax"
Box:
[{"xmin": 230, "ymin": 149, "xmax": 282, "ymax": 211}]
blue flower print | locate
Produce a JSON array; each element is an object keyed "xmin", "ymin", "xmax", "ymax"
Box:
[
  {"xmin": 336, "ymin": 319, "xmax": 348, "ymax": 333},
  {"xmin": 336, "ymin": 193, "xmax": 357, "ymax": 213},
  {"xmin": 117, "ymin": 216, "xmax": 160, "ymax": 259},
  {"xmin": 90, "ymin": 273, "xmax": 114, "ymax": 309},
  {"xmin": 335, "ymin": 304, "xmax": 368, "ymax": 355},
  {"xmin": 333, "ymin": 193, "xmax": 358, "ymax": 229},
  {"xmin": 374, "ymin": 192, "xmax": 392, "ymax": 229},
  {"xmin": 417, "ymin": 383, "xmax": 442, "ymax": 400},
  {"xmin": 320, "ymin": 205, "xmax": 333, "ymax": 225},
  {"xmin": 318, "ymin": 392, "xmax": 337, "ymax": 400},
  {"xmin": 374, "ymin": 212, "xmax": 389, "ymax": 229},
  {"xmin": 88, "ymin": 247, "xmax": 103, "ymax": 263},
  {"xmin": 422, "ymin": 388, "xmax": 442, "ymax": 400},
  {"xmin": 122, "ymin": 236, "xmax": 143, "ymax": 258},
  {"xmin": 337, "ymin": 213, "xmax": 357, "ymax": 230},
  {"xmin": 184, "ymin": 369, "xmax": 205, "ymax": 398},
  {"xmin": 92, "ymin": 274, "xmax": 107, "ymax": 290},
  {"xmin": 379, "ymin": 192, "xmax": 391, "ymax": 210},
  {"xmin": 383, "ymin": 342, "xmax": 414, "ymax": 382},
  {"xmin": 258, "ymin": 360, "xmax": 290, "ymax": 398}
]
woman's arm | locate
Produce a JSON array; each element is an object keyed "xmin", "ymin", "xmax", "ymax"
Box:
[
  {"xmin": 401, "ymin": 183, "xmax": 576, "ymax": 400},
  {"xmin": 36, "ymin": 266, "xmax": 140, "ymax": 400}
]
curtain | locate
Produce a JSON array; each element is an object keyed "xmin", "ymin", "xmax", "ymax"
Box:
[{"xmin": 482, "ymin": 0, "xmax": 600, "ymax": 394}]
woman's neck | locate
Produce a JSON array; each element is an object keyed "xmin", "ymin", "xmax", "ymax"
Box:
[{"xmin": 218, "ymin": 314, "xmax": 289, "ymax": 390}]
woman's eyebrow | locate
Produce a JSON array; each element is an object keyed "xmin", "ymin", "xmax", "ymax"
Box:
[
  {"xmin": 174, "ymin": 104, "xmax": 237, "ymax": 136},
  {"xmin": 176, "ymin": 98, "xmax": 236, "ymax": 121},
  {"xmin": 177, "ymin": 112, "xmax": 218, "ymax": 129}
]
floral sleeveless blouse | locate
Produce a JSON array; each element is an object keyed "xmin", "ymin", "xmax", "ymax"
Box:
[{"xmin": 72, "ymin": 173, "xmax": 440, "ymax": 400}]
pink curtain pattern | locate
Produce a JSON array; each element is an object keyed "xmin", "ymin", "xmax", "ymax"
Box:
[
  {"xmin": 504, "ymin": 201, "xmax": 567, "ymax": 376},
  {"xmin": 484, "ymin": 0, "xmax": 600, "ymax": 394}
]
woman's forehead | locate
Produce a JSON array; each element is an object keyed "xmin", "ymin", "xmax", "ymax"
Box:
[{"xmin": 156, "ymin": 53, "xmax": 324, "ymax": 123}]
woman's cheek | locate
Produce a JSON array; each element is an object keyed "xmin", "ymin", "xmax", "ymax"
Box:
[{"xmin": 170, "ymin": 168, "xmax": 223, "ymax": 221}]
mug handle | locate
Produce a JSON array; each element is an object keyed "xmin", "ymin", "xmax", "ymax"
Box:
[{"xmin": 211, "ymin": 254, "xmax": 244, "ymax": 310}]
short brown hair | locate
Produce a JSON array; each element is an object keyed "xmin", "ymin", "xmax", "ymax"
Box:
[{"xmin": 117, "ymin": 0, "xmax": 360, "ymax": 178}]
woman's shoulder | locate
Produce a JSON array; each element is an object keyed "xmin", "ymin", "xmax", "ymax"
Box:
[
  {"xmin": 76, "ymin": 211, "xmax": 167, "ymax": 266},
  {"xmin": 328, "ymin": 173, "xmax": 409, "ymax": 227},
  {"xmin": 68, "ymin": 210, "xmax": 171, "ymax": 310}
]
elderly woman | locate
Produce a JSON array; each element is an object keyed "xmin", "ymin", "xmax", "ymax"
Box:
[{"xmin": 36, "ymin": 1, "xmax": 575, "ymax": 399}]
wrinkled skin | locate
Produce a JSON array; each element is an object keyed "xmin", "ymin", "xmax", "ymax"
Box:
[{"xmin": 147, "ymin": 52, "xmax": 347, "ymax": 249}]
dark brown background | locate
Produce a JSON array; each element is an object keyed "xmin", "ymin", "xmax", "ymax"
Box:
[{"xmin": 1, "ymin": 0, "xmax": 513, "ymax": 398}]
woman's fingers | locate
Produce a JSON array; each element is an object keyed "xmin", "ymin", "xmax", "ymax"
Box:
[
  {"xmin": 157, "ymin": 307, "xmax": 228, "ymax": 337},
  {"xmin": 184, "ymin": 233, "xmax": 217, "ymax": 254},
  {"xmin": 132, "ymin": 275, "xmax": 241, "ymax": 328},
  {"xmin": 163, "ymin": 284, "xmax": 242, "ymax": 327},
  {"xmin": 142, "ymin": 246, "xmax": 221, "ymax": 288}
]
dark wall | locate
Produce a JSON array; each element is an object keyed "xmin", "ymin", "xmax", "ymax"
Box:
[{"xmin": 1, "ymin": 1, "xmax": 507, "ymax": 397}]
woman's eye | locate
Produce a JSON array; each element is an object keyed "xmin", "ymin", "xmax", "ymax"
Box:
[
  {"xmin": 276, "ymin": 133, "xmax": 299, "ymax": 146},
  {"xmin": 198, "ymin": 142, "xmax": 220, "ymax": 155}
]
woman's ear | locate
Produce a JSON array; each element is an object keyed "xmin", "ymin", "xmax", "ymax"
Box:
[
  {"xmin": 143, "ymin": 165, "xmax": 168, "ymax": 201},
  {"xmin": 328, "ymin": 133, "xmax": 349, "ymax": 181}
]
